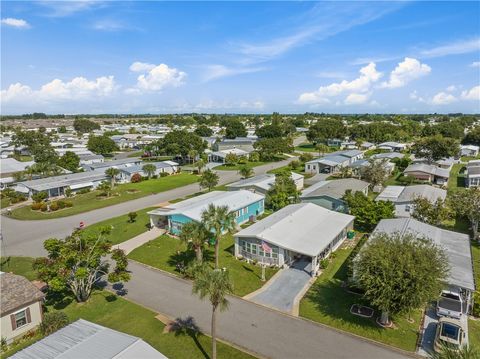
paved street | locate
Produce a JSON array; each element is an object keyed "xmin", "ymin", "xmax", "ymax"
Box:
[
  {"xmin": 117, "ymin": 260, "xmax": 412, "ymax": 359},
  {"xmin": 1, "ymin": 158, "xmax": 296, "ymax": 257}
]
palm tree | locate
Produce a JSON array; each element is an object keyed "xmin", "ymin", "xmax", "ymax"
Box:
[
  {"xmin": 201, "ymin": 204, "xmax": 235, "ymax": 269},
  {"xmin": 192, "ymin": 268, "xmax": 233, "ymax": 359},
  {"xmin": 238, "ymin": 165, "xmax": 254, "ymax": 179},
  {"xmin": 429, "ymin": 343, "xmax": 478, "ymax": 359},
  {"xmin": 188, "ymin": 149, "xmax": 198, "ymax": 164},
  {"xmin": 339, "ymin": 166, "xmax": 353, "ymax": 178},
  {"xmin": 179, "ymin": 221, "xmax": 209, "ymax": 262},
  {"xmin": 105, "ymin": 167, "xmax": 120, "ymax": 188},
  {"xmin": 196, "ymin": 159, "xmax": 206, "ymax": 174},
  {"xmin": 142, "ymin": 164, "xmax": 156, "ymax": 179},
  {"xmin": 315, "ymin": 143, "xmax": 330, "ymax": 157},
  {"xmin": 24, "ymin": 165, "xmax": 35, "ymax": 180}
]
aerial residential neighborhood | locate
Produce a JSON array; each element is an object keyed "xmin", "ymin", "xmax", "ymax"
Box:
[{"xmin": 0, "ymin": 1, "xmax": 479, "ymax": 359}]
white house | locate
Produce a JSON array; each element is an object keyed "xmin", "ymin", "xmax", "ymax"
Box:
[
  {"xmin": 377, "ymin": 142, "xmax": 407, "ymax": 152},
  {"xmin": 117, "ymin": 161, "xmax": 179, "ymax": 182},
  {"xmin": 226, "ymin": 172, "xmax": 304, "ymax": 194},
  {"xmin": 305, "ymin": 150, "xmax": 364, "ymax": 174},
  {"xmin": 234, "ymin": 203, "xmax": 354, "ymax": 276},
  {"xmin": 403, "ymin": 163, "xmax": 451, "ymax": 185},
  {"xmin": 1, "ymin": 273, "xmax": 45, "ymax": 344},
  {"xmin": 208, "ymin": 148, "xmax": 249, "ymax": 163},
  {"xmin": 376, "ymin": 185, "xmax": 447, "ymax": 217},
  {"xmin": 461, "ymin": 144, "xmax": 480, "ymax": 157},
  {"xmin": 466, "ymin": 160, "xmax": 480, "ymax": 187}
]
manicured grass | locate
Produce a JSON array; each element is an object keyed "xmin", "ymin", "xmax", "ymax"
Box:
[
  {"xmin": 1, "ymin": 197, "xmax": 10, "ymax": 208},
  {"xmin": 470, "ymin": 242, "xmax": 480, "ymax": 347},
  {"xmin": 129, "ymin": 234, "xmax": 277, "ymax": 297},
  {"xmin": 0, "ymin": 256, "xmax": 36, "ymax": 280},
  {"xmin": 81, "ymin": 207, "xmax": 155, "ymax": 245},
  {"xmin": 469, "ymin": 319, "xmax": 480, "ymax": 348},
  {"xmin": 11, "ymin": 154, "xmax": 33, "ymax": 162},
  {"xmin": 214, "ymin": 161, "xmax": 269, "ymax": 171},
  {"xmin": 299, "ymin": 238, "xmax": 422, "ymax": 352},
  {"xmin": 447, "ymin": 163, "xmax": 466, "ymax": 194},
  {"xmin": 294, "ymin": 143, "xmax": 316, "ymax": 152},
  {"xmin": 10, "ymin": 174, "xmax": 199, "ymax": 220}
]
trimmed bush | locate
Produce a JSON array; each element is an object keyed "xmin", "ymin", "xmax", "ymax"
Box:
[
  {"xmin": 31, "ymin": 202, "xmax": 42, "ymax": 211},
  {"xmin": 57, "ymin": 200, "xmax": 66, "ymax": 209},
  {"xmin": 39, "ymin": 312, "xmax": 69, "ymax": 335},
  {"xmin": 49, "ymin": 202, "xmax": 59, "ymax": 211},
  {"xmin": 160, "ymin": 172, "xmax": 169, "ymax": 177},
  {"xmin": 40, "ymin": 203, "xmax": 48, "ymax": 212},
  {"xmin": 64, "ymin": 201, "xmax": 74, "ymax": 208},
  {"xmin": 131, "ymin": 173, "xmax": 142, "ymax": 183}
]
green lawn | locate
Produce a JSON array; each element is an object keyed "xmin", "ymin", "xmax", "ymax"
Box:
[
  {"xmin": 470, "ymin": 241, "xmax": 480, "ymax": 347},
  {"xmin": 214, "ymin": 161, "xmax": 269, "ymax": 171},
  {"xmin": 294, "ymin": 143, "xmax": 316, "ymax": 152},
  {"xmin": 10, "ymin": 174, "xmax": 199, "ymax": 220},
  {"xmin": 299, "ymin": 238, "xmax": 422, "ymax": 352},
  {"xmin": 81, "ymin": 207, "xmax": 155, "ymax": 245},
  {"xmin": 469, "ymin": 319, "xmax": 480, "ymax": 348},
  {"xmin": 447, "ymin": 163, "xmax": 466, "ymax": 194},
  {"xmin": 0, "ymin": 256, "xmax": 37, "ymax": 280},
  {"xmin": 129, "ymin": 234, "xmax": 277, "ymax": 297}
]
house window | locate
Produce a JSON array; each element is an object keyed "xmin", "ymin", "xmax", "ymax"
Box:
[{"xmin": 14, "ymin": 310, "xmax": 27, "ymax": 329}]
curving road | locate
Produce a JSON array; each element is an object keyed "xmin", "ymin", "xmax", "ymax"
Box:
[{"xmin": 1, "ymin": 158, "xmax": 296, "ymax": 257}]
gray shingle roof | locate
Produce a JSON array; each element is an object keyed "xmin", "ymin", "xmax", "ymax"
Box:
[
  {"xmin": 11, "ymin": 319, "xmax": 167, "ymax": 359},
  {"xmin": 372, "ymin": 218, "xmax": 475, "ymax": 291},
  {"xmin": 1, "ymin": 272, "xmax": 45, "ymax": 315},
  {"xmin": 300, "ymin": 179, "xmax": 369, "ymax": 200}
]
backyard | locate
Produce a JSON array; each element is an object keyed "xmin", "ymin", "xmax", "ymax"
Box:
[
  {"xmin": 0, "ymin": 257, "xmax": 254, "ymax": 359},
  {"xmin": 299, "ymin": 237, "xmax": 422, "ymax": 352},
  {"xmin": 128, "ymin": 234, "xmax": 277, "ymax": 297},
  {"xmin": 214, "ymin": 160, "xmax": 271, "ymax": 171},
  {"xmin": 447, "ymin": 163, "xmax": 466, "ymax": 194},
  {"xmin": 9, "ymin": 173, "xmax": 199, "ymax": 220}
]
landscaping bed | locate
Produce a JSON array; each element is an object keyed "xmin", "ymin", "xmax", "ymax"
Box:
[
  {"xmin": 9, "ymin": 174, "xmax": 199, "ymax": 220},
  {"xmin": 128, "ymin": 234, "xmax": 277, "ymax": 297}
]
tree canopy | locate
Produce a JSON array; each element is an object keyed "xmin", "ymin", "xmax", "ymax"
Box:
[
  {"xmin": 34, "ymin": 228, "xmax": 130, "ymax": 302},
  {"xmin": 153, "ymin": 130, "xmax": 206, "ymax": 162},
  {"xmin": 462, "ymin": 126, "xmax": 480, "ymax": 146},
  {"xmin": 451, "ymin": 187, "xmax": 480, "ymax": 240},
  {"xmin": 254, "ymin": 137, "xmax": 292, "ymax": 161},
  {"xmin": 307, "ymin": 119, "xmax": 346, "ymax": 144},
  {"xmin": 412, "ymin": 197, "xmax": 452, "ymax": 226},
  {"xmin": 73, "ymin": 118, "xmax": 100, "ymax": 134},
  {"xmin": 354, "ymin": 232, "xmax": 448, "ymax": 325},
  {"xmin": 199, "ymin": 169, "xmax": 219, "ymax": 191},
  {"xmin": 266, "ymin": 170, "xmax": 298, "ymax": 211},
  {"xmin": 224, "ymin": 119, "xmax": 247, "ymax": 139},
  {"xmin": 57, "ymin": 151, "xmax": 80, "ymax": 172},
  {"xmin": 87, "ymin": 135, "xmax": 117, "ymax": 155},
  {"xmin": 411, "ymin": 135, "xmax": 459, "ymax": 163},
  {"xmin": 194, "ymin": 125, "xmax": 214, "ymax": 137}
]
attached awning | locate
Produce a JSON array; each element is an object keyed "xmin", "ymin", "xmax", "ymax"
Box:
[{"xmin": 70, "ymin": 182, "xmax": 94, "ymax": 190}]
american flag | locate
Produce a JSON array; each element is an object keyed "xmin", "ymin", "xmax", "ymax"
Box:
[{"xmin": 261, "ymin": 241, "xmax": 272, "ymax": 253}]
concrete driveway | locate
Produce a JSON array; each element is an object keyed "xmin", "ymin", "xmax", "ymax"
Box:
[{"xmin": 247, "ymin": 259, "xmax": 313, "ymax": 314}]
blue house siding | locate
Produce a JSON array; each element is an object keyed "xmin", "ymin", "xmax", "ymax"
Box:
[{"xmin": 166, "ymin": 199, "xmax": 265, "ymax": 235}]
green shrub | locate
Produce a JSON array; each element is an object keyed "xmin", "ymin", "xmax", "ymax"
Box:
[
  {"xmin": 1, "ymin": 337, "xmax": 7, "ymax": 352},
  {"xmin": 40, "ymin": 203, "xmax": 48, "ymax": 212},
  {"xmin": 473, "ymin": 292, "xmax": 480, "ymax": 317},
  {"xmin": 160, "ymin": 172, "xmax": 169, "ymax": 177},
  {"xmin": 31, "ymin": 202, "xmax": 42, "ymax": 211},
  {"xmin": 64, "ymin": 201, "xmax": 73, "ymax": 208},
  {"xmin": 320, "ymin": 258, "xmax": 329, "ymax": 269},
  {"xmin": 57, "ymin": 200, "xmax": 66, "ymax": 209},
  {"xmin": 77, "ymin": 188, "xmax": 91, "ymax": 194},
  {"xmin": 128, "ymin": 211, "xmax": 138, "ymax": 223},
  {"xmin": 39, "ymin": 312, "xmax": 69, "ymax": 335},
  {"xmin": 64, "ymin": 187, "xmax": 73, "ymax": 198},
  {"xmin": 49, "ymin": 202, "xmax": 59, "ymax": 211},
  {"xmin": 32, "ymin": 191, "xmax": 48, "ymax": 203}
]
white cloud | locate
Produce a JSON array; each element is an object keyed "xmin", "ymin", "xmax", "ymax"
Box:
[
  {"xmin": 461, "ymin": 86, "xmax": 480, "ymax": 101},
  {"xmin": 344, "ymin": 93, "xmax": 370, "ymax": 105},
  {"xmin": 298, "ymin": 62, "xmax": 382, "ymax": 104},
  {"xmin": 431, "ymin": 92, "xmax": 457, "ymax": 105},
  {"xmin": 92, "ymin": 19, "xmax": 128, "ymax": 32},
  {"xmin": 470, "ymin": 61, "xmax": 480, "ymax": 68},
  {"xmin": 420, "ymin": 38, "xmax": 480, "ymax": 58},
  {"xmin": 446, "ymin": 85, "xmax": 457, "ymax": 92},
  {"xmin": 129, "ymin": 62, "xmax": 156, "ymax": 72},
  {"xmin": 410, "ymin": 90, "xmax": 426, "ymax": 103},
  {"xmin": 202, "ymin": 65, "xmax": 264, "ymax": 82},
  {"xmin": 129, "ymin": 63, "xmax": 186, "ymax": 92},
  {"xmin": 37, "ymin": 1, "xmax": 101, "ymax": 17},
  {"xmin": 1, "ymin": 76, "xmax": 116, "ymax": 104},
  {"xmin": 1, "ymin": 18, "xmax": 30, "ymax": 29},
  {"xmin": 380, "ymin": 57, "xmax": 431, "ymax": 89}
]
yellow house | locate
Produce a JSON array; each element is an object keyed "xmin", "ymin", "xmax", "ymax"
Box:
[{"xmin": 1, "ymin": 272, "xmax": 45, "ymax": 343}]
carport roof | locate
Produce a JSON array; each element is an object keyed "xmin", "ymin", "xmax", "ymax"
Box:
[
  {"xmin": 235, "ymin": 203, "xmax": 354, "ymax": 257},
  {"xmin": 372, "ymin": 218, "xmax": 475, "ymax": 291}
]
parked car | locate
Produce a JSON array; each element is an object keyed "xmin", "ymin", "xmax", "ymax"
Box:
[
  {"xmin": 434, "ymin": 317, "xmax": 466, "ymax": 353},
  {"xmin": 437, "ymin": 289, "xmax": 463, "ymax": 319}
]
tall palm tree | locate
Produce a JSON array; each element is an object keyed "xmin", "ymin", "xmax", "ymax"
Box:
[
  {"xmin": 188, "ymin": 149, "xmax": 198, "ymax": 164},
  {"xmin": 179, "ymin": 221, "xmax": 209, "ymax": 262},
  {"xmin": 192, "ymin": 268, "xmax": 233, "ymax": 359},
  {"xmin": 142, "ymin": 164, "xmax": 156, "ymax": 179},
  {"xmin": 196, "ymin": 159, "xmax": 206, "ymax": 174},
  {"xmin": 238, "ymin": 165, "xmax": 254, "ymax": 179},
  {"xmin": 105, "ymin": 167, "xmax": 120, "ymax": 188},
  {"xmin": 201, "ymin": 204, "xmax": 235, "ymax": 269}
]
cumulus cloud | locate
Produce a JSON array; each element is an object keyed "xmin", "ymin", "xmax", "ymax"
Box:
[
  {"xmin": 1, "ymin": 76, "xmax": 116, "ymax": 104},
  {"xmin": 431, "ymin": 92, "xmax": 457, "ymax": 105},
  {"xmin": 128, "ymin": 63, "xmax": 186, "ymax": 92},
  {"xmin": 446, "ymin": 85, "xmax": 457, "ymax": 92},
  {"xmin": 380, "ymin": 57, "xmax": 431, "ymax": 88},
  {"xmin": 461, "ymin": 86, "xmax": 480, "ymax": 101},
  {"xmin": 470, "ymin": 61, "xmax": 480, "ymax": 68},
  {"xmin": 410, "ymin": 90, "xmax": 426, "ymax": 103},
  {"xmin": 129, "ymin": 62, "xmax": 156, "ymax": 72},
  {"xmin": 344, "ymin": 93, "xmax": 370, "ymax": 105},
  {"xmin": 298, "ymin": 62, "xmax": 381, "ymax": 104},
  {"xmin": 1, "ymin": 18, "xmax": 30, "ymax": 29}
]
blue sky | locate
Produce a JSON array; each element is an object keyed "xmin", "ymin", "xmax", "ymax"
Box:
[{"xmin": 1, "ymin": 1, "xmax": 479, "ymax": 114}]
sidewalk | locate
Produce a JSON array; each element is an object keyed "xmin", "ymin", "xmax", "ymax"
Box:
[{"xmin": 115, "ymin": 227, "xmax": 165, "ymax": 254}]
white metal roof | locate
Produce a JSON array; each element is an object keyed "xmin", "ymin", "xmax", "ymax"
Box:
[
  {"xmin": 227, "ymin": 172, "xmax": 303, "ymax": 192},
  {"xmin": 376, "ymin": 185, "xmax": 446, "ymax": 203},
  {"xmin": 372, "ymin": 218, "xmax": 475, "ymax": 291},
  {"xmin": 1, "ymin": 158, "xmax": 35, "ymax": 173},
  {"xmin": 11, "ymin": 319, "xmax": 167, "ymax": 359},
  {"xmin": 235, "ymin": 203, "xmax": 354, "ymax": 257},
  {"xmin": 149, "ymin": 190, "xmax": 264, "ymax": 222}
]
